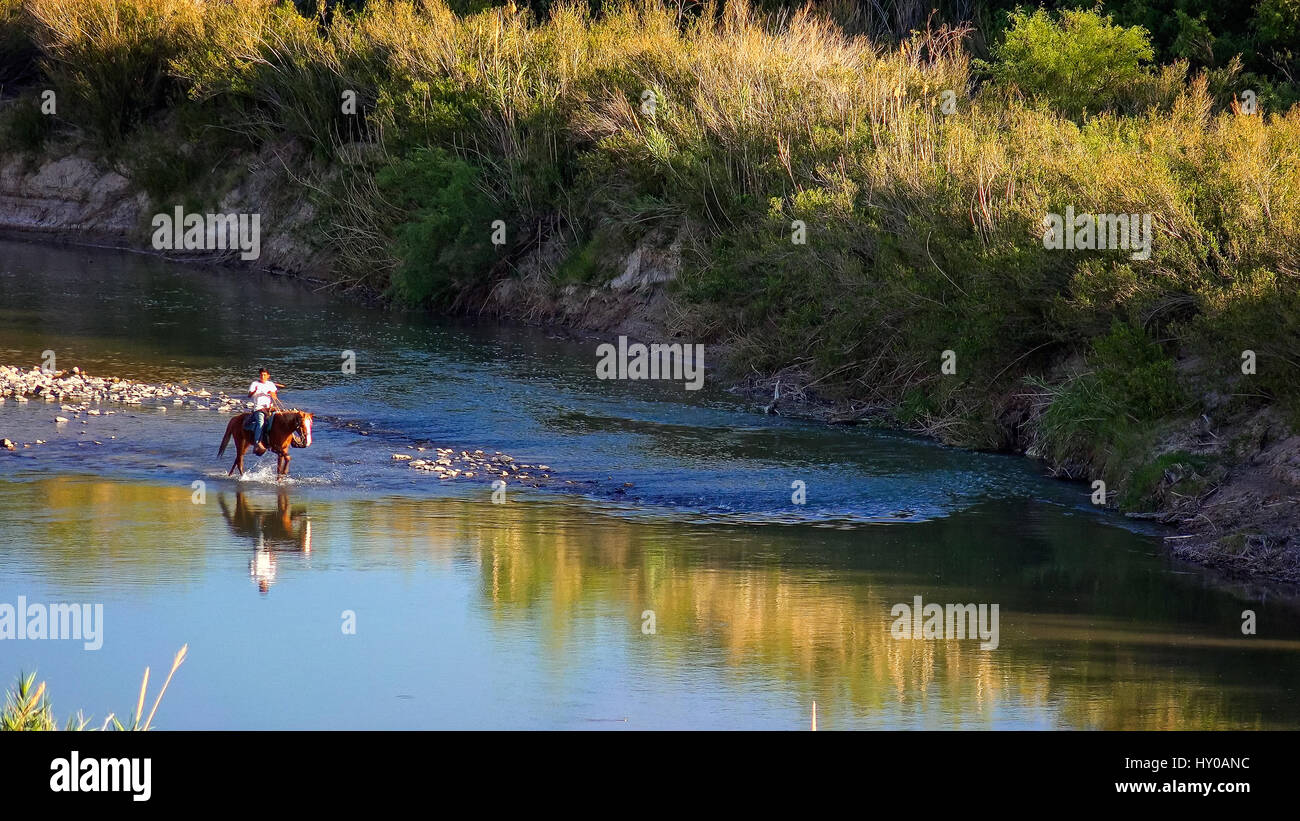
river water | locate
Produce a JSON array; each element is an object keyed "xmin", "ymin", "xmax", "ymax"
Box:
[{"xmin": 1, "ymin": 238, "xmax": 1297, "ymax": 729}]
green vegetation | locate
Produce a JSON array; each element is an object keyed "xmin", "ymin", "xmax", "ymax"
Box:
[
  {"xmin": 979, "ymin": 7, "xmax": 1158, "ymax": 119},
  {"xmin": 1, "ymin": 672, "xmax": 83, "ymax": 730},
  {"xmin": 0, "ymin": 0, "xmax": 1295, "ymax": 523},
  {"xmin": 0, "ymin": 91, "xmax": 53, "ymax": 151},
  {"xmin": 1034, "ymin": 322, "xmax": 1183, "ymax": 465},
  {"xmin": 1, "ymin": 645, "xmax": 188, "ymax": 731},
  {"xmin": 1120, "ymin": 449, "xmax": 1209, "ymax": 511},
  {"xmin": 21, "ymin": 0, "xmax": 201, "ymax": 143},
  {"xmin": 378, "ymin": 147, "xmax": 505, "ymax": 304}
]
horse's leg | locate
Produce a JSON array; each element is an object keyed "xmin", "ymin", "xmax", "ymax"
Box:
[
  {"xmin": 278, "ymin": 451, "xmax": 290, "ymax": 477},
  {"xmin": 231, "ymin": 434, "xmax": 247, "ymax": 476}
]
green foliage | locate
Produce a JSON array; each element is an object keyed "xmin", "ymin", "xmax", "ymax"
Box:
[
  {"xmin": 24, "ymin": 0, "xmax": 202, "ymax": 144},
  {"xmin": 0, "ymin": 0, "xmax": 39, "ymax": 88},
  {"xmin": 982, "ymin": 7, "xmax": 1155, "ymax": 119},
  {"xmin": 1035, "ymin": 323, "xmax": 1183, "ymax": 466},
  {"xmin": 1191, "ymin": 266, "xmax": 1300, "ymax": 407},
  {"xmin": 377, "ymin": 147, "xmax": 503, "ymax": 306},
  {"xmin": 0, "ymin": 91, "xmax": 54, "ymax": 151},
  {"xmin": 1091, "ymin": 322, "xmax": 1182, "ymax": 421},
  {"xmin": 1120, "ymin": 450, "xmax": 1209, "ymax": 511},
  {"xmin": 1, "ymin": 673, "xmax": 60, "ymax": 731},
  {"xmin": 557, "ymin": 223, "xmax": 625, "ymax": 285},
  {"xmin": 2, "ymin": 646, "xmax": 187, "ymax": 731},
  {"xmin": 1253, "ymin": 0, "xmax": 1300, "ymax": 49},
  {"xmin": 122, "ymin": 129, "xmax": 208, "ymax": 202}
]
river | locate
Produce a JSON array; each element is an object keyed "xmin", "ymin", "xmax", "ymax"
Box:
[{"xmin": 1, "ymin": 237, "xmax": 1297, "ymax": 729}]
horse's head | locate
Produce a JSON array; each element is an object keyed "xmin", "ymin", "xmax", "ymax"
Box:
[{"xmin": 297, "ymin": 412, "xmax": 313, "ymax": 447}]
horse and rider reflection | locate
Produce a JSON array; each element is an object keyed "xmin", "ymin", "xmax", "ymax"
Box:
[{"xmin": 217, "ymin": 490, "xmax": 311, "ymax": 593}]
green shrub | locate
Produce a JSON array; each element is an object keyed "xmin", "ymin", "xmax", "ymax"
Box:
[
  {"xmin": 377, "ymin": 147, "xmax": 504, "ymax": 306},
  {"xmin": 557, "ymin": 223, "xmax": 626, "ymax": 285},
  {"xmin": 1120, "ymin": 450, "xmax": 1209, "ymax": 511},
  {"xmin": 1035, "ymin": 323, "xmax": 1182, "ymax": 466},
  {"xmin": 0, "ymin": 91, "xmax": 55, "ymax": 150},
  {"xmin": 982, "ymin": 7, "xmax": 1156, "ymax": 119},
  {"xmin": 1091, "ymin": 322, "xmax": 1182, "ymax": 421}
]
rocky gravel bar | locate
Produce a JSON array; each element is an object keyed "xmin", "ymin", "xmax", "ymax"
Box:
[
  {"xmin": 1, "ymin": 364, "xmax": 246, "ymax": 413},
  {"xmin": 2, "ymin": 365, "xmax": 580, "ymax": 488}
]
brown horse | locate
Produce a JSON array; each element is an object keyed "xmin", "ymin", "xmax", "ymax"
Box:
[{"xmin": 218, "ymin": 410, "xmax": 314, "ymax": 477}]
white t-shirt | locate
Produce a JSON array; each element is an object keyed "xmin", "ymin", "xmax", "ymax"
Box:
[{"xmin": 249, "ymin": 379, "xmax": 277, "ymax": 410}]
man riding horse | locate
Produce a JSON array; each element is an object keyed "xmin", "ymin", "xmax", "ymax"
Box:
[
  {"xmin": 218, "ymin": 368, "xmax": 314, "ymax": 477},
  {"xmin": 248, "ymin": 367, "xmax": 281, "ymax": 455}
]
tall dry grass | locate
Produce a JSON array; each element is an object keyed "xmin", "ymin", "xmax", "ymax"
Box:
[
  {"xmin": 23, "ymin": 0, "xmax": 201, "ymax": 140},
  {"xmin": 2, "ymin": 645, "xmax": 188, "ymax": 731}
]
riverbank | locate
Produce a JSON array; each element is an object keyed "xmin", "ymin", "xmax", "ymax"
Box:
[{"xmin": 0, "ymin": 0, "xmax": 1296, "ymax": 581}]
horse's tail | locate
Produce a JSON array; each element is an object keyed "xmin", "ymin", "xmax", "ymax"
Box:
[{"xmin": 218, "ymin": 417, "xmax": 235, "ymax": 457}]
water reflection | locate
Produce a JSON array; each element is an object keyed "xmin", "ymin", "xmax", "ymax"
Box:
[
  {"xmin": 2, "ymin": 475, "xmax": 1299, "ymax": 729},
  {"xmin": 217, "ymin": 490, "xmax": 311, "ymax": 593}
]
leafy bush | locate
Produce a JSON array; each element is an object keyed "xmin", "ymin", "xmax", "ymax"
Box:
[
  {"xmin": 1091, "ymin": 322, "xmax": 1182, "ymax": 421},
  {"xmin": 1035, "ymin": 323, "xmax": 1182, "ymax": 467},
  {"xmin": 0, "ymin": 90, "xmax": 54, "ymax": 150},
  {"xmin": 377, "ymin": 147, "xmax": 503, "ymax": 306},
  {"xmin": 982, "ymin": 7, "xmax": 1155, "ymax": 119}
]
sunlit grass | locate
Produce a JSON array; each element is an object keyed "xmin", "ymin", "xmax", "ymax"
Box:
[{"xmin": 1, "ymin": 645, "xmax": 188, "ymax": 731}]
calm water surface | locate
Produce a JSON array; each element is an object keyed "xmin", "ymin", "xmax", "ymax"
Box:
[{"xmin": 1, "ymin": 238, "xmax": 1297, "ymax": 729}]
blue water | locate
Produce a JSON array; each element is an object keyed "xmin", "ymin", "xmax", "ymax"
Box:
[{"xmin": 1, "ymin": 237, "xmax": 1297, "ymax": 730}]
